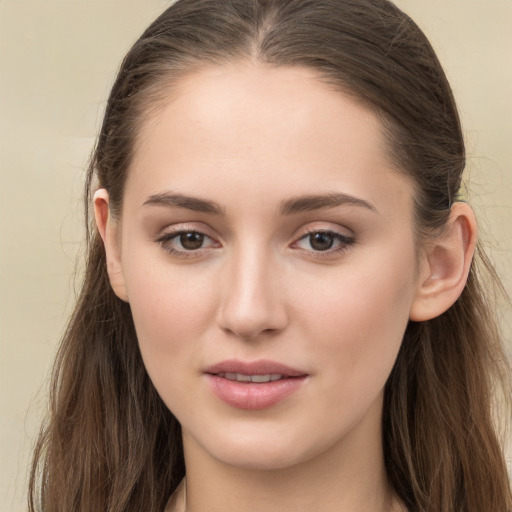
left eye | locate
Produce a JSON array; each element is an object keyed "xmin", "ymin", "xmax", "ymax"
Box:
[{"xmin": 294, "ymin": 231, "xmax": 352, "ymax": 252}]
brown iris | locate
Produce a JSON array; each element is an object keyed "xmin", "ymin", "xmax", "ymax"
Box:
[
  {"xmin": 309, "ymin": 232, "xmax": 335, "ymax": 251},
  {"xmin": 180, "ymin": 232, "xmax": 205, "ymax": 250}
]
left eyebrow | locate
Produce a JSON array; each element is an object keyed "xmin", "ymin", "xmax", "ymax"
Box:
[{"xmin": 279, "ymin": 193, "xmax": 377, "ymax": 215}]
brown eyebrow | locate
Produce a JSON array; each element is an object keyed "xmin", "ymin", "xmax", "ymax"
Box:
[
  {"xmin": 142, "ymin": 192, "xmax": 375, "ymax": 216},
  {"xmin": 142, "ymin": 193, "xmax": 224, "ymax": 215},
  {"xmin": 279, "ymin": 193, "xmax": 377, "ymax": 215}
]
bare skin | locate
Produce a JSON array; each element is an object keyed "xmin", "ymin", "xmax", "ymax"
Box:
[{"xmin": 95, "ymin": 62, "xmax": 476, "ymax": 512}]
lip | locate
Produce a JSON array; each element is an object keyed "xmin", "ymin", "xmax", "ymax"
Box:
[
  {"xmin": 204, "ymin": 359, "xmax": 308, "ymax": 410},
  {"xmin": 204, "ymin": 359, "xmax": 307, "ymax": 377}
]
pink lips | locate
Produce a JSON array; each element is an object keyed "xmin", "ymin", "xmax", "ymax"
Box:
[{"xmin": 204, "ymin": 359, "xmax": 308, "ymax": 410}]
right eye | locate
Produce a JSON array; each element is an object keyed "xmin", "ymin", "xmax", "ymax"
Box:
[{"xmin": 156, "ymin": 229, "xmax": 220, "ymax": 256}]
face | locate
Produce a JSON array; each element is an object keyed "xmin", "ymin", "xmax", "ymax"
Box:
[{"xmin": 103, "ymin": 63, "xmax": 425, "ymax": 471}]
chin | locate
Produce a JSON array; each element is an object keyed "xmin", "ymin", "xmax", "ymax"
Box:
[
  {"xmin": 189, "ymin": 423, "xmax": 335, "ymax": 472},
  {"xmin": 212, "ymin": 443, "xmax": 308, "ymax": 471}
]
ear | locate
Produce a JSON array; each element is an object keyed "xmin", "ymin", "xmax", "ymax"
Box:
[
  {"xmin": 93, "ymin": 189, "xmax": 129, "ymax": 302},
  {"xmin": 409, "ymin": 202, "xmax": 477, "ymax": 321}
]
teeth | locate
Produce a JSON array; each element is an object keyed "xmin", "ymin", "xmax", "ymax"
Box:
[
  {"xmin": 251, "ymin": 374, "xmax": 280, "ymax": 383},
  {"xmin": 231, "ymin": 372, "xmax": 251, "ymax": 382},
  {"xmin": 219, "ymin": 373, "xmax": 283, "ymax": 383}
]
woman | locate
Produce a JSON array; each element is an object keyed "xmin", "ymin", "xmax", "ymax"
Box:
[{"xmin": 29, "ymin": 0, "xmax": 512, "ymax": 511}]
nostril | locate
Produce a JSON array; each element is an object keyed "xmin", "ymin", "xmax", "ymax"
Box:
[
  {"xmin": 217, "ymin": 261, "xmax": 289, "ymax": 339},
  {"xmin": 221, "ymin": 322, "xmax": 286, "ymax": 342}
]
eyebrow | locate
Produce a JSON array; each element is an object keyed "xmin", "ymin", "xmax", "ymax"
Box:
[
  {"xmin": 142, "ymin": 192, "xmax": 224, "ymax": 215},
  {"xmin": 279, "ymin": 193, "xmax": 377, "ymax": 215},
  {"xmin": 142, "ymin": 191, "xmax": 376, "ymax": 216}
]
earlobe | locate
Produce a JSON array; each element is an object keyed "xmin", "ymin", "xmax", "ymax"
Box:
[
  {"xmin": 409, "ymin": 202, "xmax": 477, "ymax": 322},
  {"xmin": 93, "ymin": 189, "xmax": 129, "ymax": 302}
]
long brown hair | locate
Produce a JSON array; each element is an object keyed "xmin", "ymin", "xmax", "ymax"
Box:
[{"xmin": 29, "ymin": 1, "xmax": 512, "ymax": 511}]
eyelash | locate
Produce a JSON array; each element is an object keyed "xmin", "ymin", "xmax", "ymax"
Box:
[
  {"xmin": 155, "ymin": 227, "xmax": 355, "ymax": 259},
  {"xmin": 156, "ymin": 228, "xmax": 218, "ymax": 258},
  {"xmin": 293, "ymin": 229, "xmax": 355, "ymax": 257}
]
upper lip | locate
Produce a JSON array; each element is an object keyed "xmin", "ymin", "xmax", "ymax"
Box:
[{"xmin": 204, "ymin": 359, "xmax": 307, "ymax": 377}]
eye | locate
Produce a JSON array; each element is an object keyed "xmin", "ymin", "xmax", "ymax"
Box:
[
  {"xmin": 156, "ymin": 229, "xmax": 219, "ymax": 256},
  {"xmin": 177, "ymin": 231, "xmax": 206, "ymax": 250},
  {"xmin": 293, "ymin": 230, "xmax": 354, "ymax": 253}
]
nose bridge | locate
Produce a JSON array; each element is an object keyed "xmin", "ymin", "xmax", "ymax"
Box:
[{"xmin": 218, "ymin": 240, "xmax": 287, "ymax": 340}]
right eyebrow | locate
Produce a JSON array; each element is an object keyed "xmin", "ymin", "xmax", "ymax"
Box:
[{"xmin": 142, "ymin": 192, "xmax": 225, "ymax": 215}]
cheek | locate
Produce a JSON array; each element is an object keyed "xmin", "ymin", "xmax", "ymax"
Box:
[
  {"xmin": 122, "ymin": 256, "xmax": 218, "ymax": 368},
  {"xmin": 293, "ymin": 249, "xmax": 417, "ymax": 402}
]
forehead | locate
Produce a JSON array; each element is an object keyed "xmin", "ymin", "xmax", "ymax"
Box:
[{"xmin": 126, "ymin": 62, "xmax": 413, "ymax": 219}]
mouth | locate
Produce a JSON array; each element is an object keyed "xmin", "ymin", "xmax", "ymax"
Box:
[
  {"xmin": 214, "ymin": 372, "xmax": 287, "ymax": 383},
  {"xmin": 204, "ymin": 359, "xmax": 307, "ymax": 378},
  {"xmin": 204, "ymin": 360, "xmax": 308, "ymax": 410}
]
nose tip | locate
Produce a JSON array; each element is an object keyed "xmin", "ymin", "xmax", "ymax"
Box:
[
  {"xmin": 219, "ymin": 291, "xmax": 288, "ymax": 341},
  {"xmin": 217, "ymin": 260, "xmax": 288, "ymax": 341}
]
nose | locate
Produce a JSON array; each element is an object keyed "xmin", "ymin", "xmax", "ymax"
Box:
[{"xmin": 217, "ymin": 247, "xmax": 288, "ymax": 341}]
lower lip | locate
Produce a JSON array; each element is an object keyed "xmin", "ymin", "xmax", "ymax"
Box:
[{"xmin": 205, "ymin": 375, "xmax": 307, "ymax": 410}]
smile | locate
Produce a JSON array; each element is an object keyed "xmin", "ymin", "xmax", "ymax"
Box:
[{"xmin": 204, "ymin": 360, "xmax": 308, "ymax": 410}]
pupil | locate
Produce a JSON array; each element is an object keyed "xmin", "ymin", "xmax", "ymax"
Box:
[
  {"xmin": 310, "ymin": 232, "xmax": 334, "ymax": 251},
  {"xmin": 180, "ymin": 232, "xmax": 204, "ymax": 250}
]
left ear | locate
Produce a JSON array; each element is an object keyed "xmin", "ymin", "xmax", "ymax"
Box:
[{"xmin": 409, "ymin": 202, "xmax": 477, "ymax": 321}]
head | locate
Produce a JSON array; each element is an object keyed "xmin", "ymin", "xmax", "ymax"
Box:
[
  {"xmin": 93, "ymin": 0, "xmax": 469, "ymax": 489},
  {"xmin": 45, "ymin": 0, "xmax": 508, "ymax": 511}
]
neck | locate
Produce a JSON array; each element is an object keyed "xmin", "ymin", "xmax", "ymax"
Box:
[{"xmin": 180, "ymin": 398, "xmax": 404, "ymax": 512}]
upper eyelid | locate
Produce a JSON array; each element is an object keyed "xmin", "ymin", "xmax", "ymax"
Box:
[
  {"xmin": 154, "ymin": 222, "xmax": 354, "ymax": 244},
  {"xmin": 156, "ymin": 222, "xmax": 217, "ymax": 238},
  {"xmin": 293, "ymin": 222, "xmax": 354, "ymax": 239},
  {"xmin": 299, "ymin": 226, "xmax": 351, "ymax": 236},
  {"xmin": 292, "ymin": 230, "xmax": 354, "ymax": 246},
  {"xmin": 155, "ymin": 224, "xmax": 219, "ymax": 248}
]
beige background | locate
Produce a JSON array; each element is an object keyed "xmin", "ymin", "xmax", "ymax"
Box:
[{"xmin": 1, "ymin": 1, "xmax": 511, "ymax": 510}]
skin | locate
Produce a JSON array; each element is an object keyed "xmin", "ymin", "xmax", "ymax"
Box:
[{"xmin": 95, "ymin": 62, "xmax": 477, "ymax": 512}]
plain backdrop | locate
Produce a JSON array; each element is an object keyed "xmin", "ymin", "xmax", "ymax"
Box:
[{"xmin": 1, "ymin": 1, "xmax": 511, "ymax": 510}]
